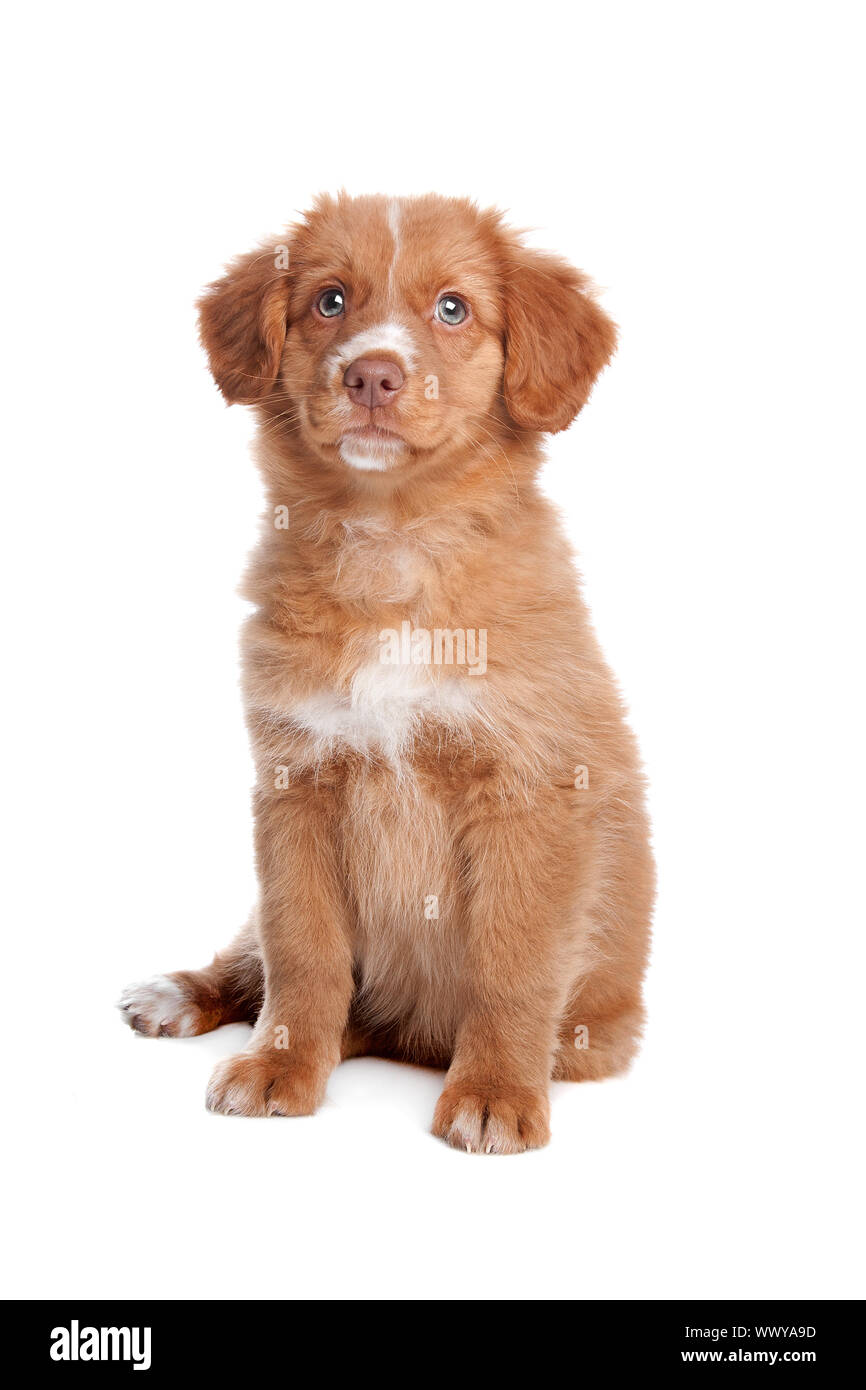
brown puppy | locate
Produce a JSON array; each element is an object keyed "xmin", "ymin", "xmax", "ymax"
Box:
[{"xmin": 119, "ymin": 194, "xmax": 654, "ymax": 1153}]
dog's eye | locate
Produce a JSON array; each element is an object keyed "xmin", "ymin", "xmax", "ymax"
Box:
[
  {"xmin": 316, "ymin": 288, "xmax": 345, "ymax": 318},
  {"xmin": 435, "ymin": 295, "xmax": 468, "ymax": 325}
]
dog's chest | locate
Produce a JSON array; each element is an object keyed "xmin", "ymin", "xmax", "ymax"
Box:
[
  {"xmin": 289, "ymin": 658, "xmax": 475, "ymax": 760},
  {"xmin": 287, "ymin": 525, "xmax": 480, "ymax": 759}
]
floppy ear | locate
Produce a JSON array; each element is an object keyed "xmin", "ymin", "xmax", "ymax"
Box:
[
  {"xmin": 502, "ymin": 246, "xmax": 617, "ymax": 433},
  {"xmin": 198, "ymin": 245, "xmax": 291, "ymax": 404}
]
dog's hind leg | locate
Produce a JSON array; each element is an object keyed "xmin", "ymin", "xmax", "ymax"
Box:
[
  {"xmin": 552, "ymin": 812, "xmax": 654, "ymax": 1082},
  {"xmin": 118, "ymin": 918, "xmax": 264, "ymax": 1038}
]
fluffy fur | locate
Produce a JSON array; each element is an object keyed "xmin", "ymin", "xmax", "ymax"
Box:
[{"xmin": 119, "ymin": 193, "xmax": 654, "ymax": 1153}]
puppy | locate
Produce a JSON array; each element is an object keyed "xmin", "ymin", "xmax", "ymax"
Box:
[{"xmin": 119, "ymin": 194, "xmax": 654, "ymax": 1153}]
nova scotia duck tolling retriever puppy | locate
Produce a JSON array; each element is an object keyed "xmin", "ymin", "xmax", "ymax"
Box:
[{"xmin": 119, "ymin": 193, "xmax": 655, "ymax": 1154}]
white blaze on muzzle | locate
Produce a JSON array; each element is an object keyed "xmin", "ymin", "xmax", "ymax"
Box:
[
  {"xmin": 327, "ymin": 320, "xmax": 418, "ymax": 377},
  {"xmin": 331, "ymin": 319, "xmax": 416, "ymax": 471}
]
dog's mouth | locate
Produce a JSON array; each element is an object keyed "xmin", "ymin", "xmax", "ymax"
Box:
[
  {"xmin": 334, "ymin": 420, "xmax": 407, "ymax": 473},
  {"xmin": 306, "ymin": 394, "xmax": 454, "ymax": 473},
  {"xmin": 341, "ymin": 424, "xmax": 405, "ymax": 445}
]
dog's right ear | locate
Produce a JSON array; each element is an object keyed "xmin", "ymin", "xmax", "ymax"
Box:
[{"xmin": 198, "ymin": 245, "xmax": 292, "ymax": 404}]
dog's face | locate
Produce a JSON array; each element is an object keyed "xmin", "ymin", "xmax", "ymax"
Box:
[{"xmin": 199, "ymin": 194, "xmax": 616, "ymax": 478}]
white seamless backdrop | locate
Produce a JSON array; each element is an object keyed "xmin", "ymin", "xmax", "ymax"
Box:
[{"xmin": 1, "ymin": 0, "xmax": 863, "ymax": 1301}]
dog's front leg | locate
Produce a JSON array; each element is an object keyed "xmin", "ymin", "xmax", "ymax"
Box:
[
  {"xmin": 206, "ymin": 784, "xmax": 353, "ymax": 1117},
  {"xmin": 433, "ymin": 802, "xmax": 575, "ymax": 1153}
]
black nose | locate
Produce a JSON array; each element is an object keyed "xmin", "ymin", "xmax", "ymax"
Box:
[{"xmin": 342, "ymin": 357, "xmax": 405, "ymax": 408}]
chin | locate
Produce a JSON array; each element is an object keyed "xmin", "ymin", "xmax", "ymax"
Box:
[{"xmin": 338, "ymin": 433, "xmax": 407, "ymax": 473}]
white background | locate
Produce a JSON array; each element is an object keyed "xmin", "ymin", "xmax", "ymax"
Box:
[{"xmin": 2, "ymin": 1, "xmax": 864, "ymax": 1301}]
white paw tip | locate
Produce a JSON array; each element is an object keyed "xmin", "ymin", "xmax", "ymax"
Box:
[{"xmin": 117, "ymin": 974, "xmax": 199, "ymax": 1037}]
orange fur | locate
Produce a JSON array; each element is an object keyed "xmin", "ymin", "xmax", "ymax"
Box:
[{"xmin": 120, "ymin": 193, "xmax": 654, "ymax": 1153}]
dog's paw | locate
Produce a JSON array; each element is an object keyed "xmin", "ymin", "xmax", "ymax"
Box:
[
  {"xmin": 432, "ymin": 1083, "xmax": 551, "ymax": 1154},
  {"xmin": 117, "ymin": 976, "xmax": 203, "ymax": 1038},
  {"xmin": 205, "ymin": 1052, "xmax": 323, "ymax": 1118}
]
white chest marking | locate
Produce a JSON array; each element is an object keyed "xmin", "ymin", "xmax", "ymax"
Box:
[{"xmin": 290, "ymin": 660, "xmax": 475, "ymax": 759}]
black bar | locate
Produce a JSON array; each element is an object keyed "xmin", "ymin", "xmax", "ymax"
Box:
[{"xmin": 1, "ymin": 1300, "xmax": 860, "ymax": 1374}]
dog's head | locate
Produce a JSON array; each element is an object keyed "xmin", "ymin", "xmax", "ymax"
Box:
[{"xmin": 199, "ymin": 193, "xmax": 616, "ymax": 477}]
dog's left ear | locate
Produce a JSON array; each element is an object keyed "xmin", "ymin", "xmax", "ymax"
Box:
[
  {"xmin": 198, "ymin": 244, "xmax": 291, "ymax": 405},
  {"xmin": 501, "ymin": 245, "xmax": 617, "ymax": 433}
]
